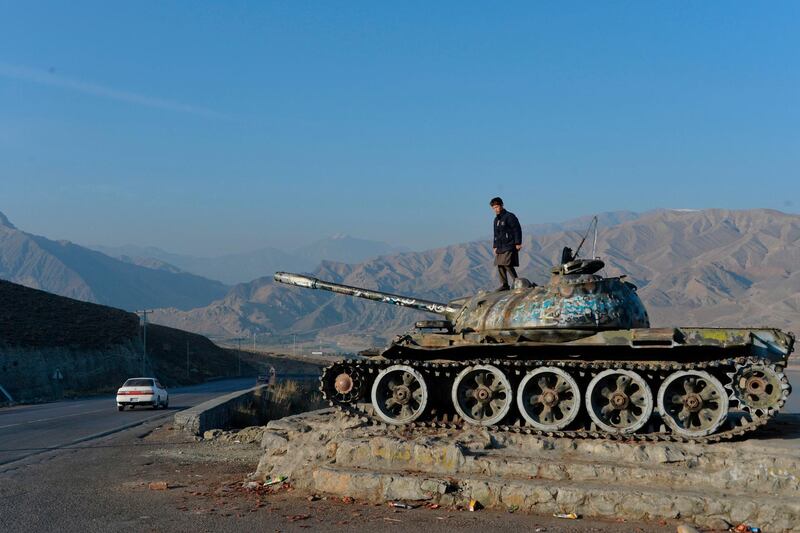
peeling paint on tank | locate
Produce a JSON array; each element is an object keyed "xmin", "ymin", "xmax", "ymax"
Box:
[
  {"xmin": 470, "ymin": 278, "xmax": 649, "ymax": 331},
  {"xmin": 561, "ymin": 295, "xmax": 605, "ymax": 323},
  {"xmin": 482, "ymin": 291, "xmax": 520, "ymax": 330}
]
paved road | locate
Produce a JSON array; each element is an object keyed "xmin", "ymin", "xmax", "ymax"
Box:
[{"xmin": 0, "ymin": 377, "xmax": 258, "ymax": 467}]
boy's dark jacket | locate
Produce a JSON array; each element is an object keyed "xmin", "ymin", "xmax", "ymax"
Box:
[{"xmin": 493, "ymin": 210, "xmax": 522, "ymax": 253}]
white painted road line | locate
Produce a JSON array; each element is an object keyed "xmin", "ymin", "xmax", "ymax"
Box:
[{"xmin": 0, "ymin": 407, "xmax": 110, "ymax": 429}]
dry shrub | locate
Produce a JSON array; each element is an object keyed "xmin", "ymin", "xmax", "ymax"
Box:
[{"xmin": 267, "ymin": 379, "xmax": 324, "ymax": 418}]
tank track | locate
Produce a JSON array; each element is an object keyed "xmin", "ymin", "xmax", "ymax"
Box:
[{"xmin": 320, "ymin": 356, "xmax": 791, "ymax": 443}]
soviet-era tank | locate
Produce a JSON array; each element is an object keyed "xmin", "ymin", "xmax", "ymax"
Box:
[{"xmin": 274, "ymin": 252, "xmax": 793, "ymax": 442}]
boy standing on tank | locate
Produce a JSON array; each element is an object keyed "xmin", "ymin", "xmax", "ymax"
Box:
[{"xmin": 490, "ymin": 197, "xmax": 522, "ymax": 291}]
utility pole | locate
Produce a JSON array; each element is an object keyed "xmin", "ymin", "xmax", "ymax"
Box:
[
  {"xmin": 136, "ymin": 310, "xmax": 154, "ymax": 376},
  {"xmin": 237, "ymin": 338, "xmax": 242, "ymax": 376}
]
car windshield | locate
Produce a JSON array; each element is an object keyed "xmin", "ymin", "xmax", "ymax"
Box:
[{"xmin": 123, "ymin": 379, "xmax": 154, "ymax": 387}]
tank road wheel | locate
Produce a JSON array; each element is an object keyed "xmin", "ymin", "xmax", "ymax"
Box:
[
  {"xmin": 657, "ymin": 370, "xmax": 728, "ymax": 438},
  {"xmin": 452, "ymin": 365, "xmax": 513, "ymax": 426},
  {"xmin": 371, "ymin": 365, "xmax": 428, "ymax": 425},
  {"xmin": 729, "ymin": 364, "xmax": 790, "ymax": 416},
  {"xmin": 517, "ymin": 367, "xmax": 581, "ymax": 431},
  {"xmin": 586, "ymin": 369, "xmax": 653, "ymax": 434}
]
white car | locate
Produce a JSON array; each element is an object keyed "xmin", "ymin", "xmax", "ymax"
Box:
[{"xmin": 116, "ymin": 378, "xmax": 169, "ymax": 411}]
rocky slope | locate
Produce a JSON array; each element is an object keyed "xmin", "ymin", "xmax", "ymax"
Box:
[
  {"xmin": 151, "ymin": 208, "xmax": 800, "ymax": 351},
  {"xmin": 0, "ymin": 211, "xmax": 227, "ymax": 310}
]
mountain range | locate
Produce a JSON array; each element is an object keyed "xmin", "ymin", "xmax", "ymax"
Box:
[
  {"xmin": 90, "ymin": 235, "xmax": 408, "ymax": 285},
  {"xmin": 149, "ymin": 208, "xmax": 800, "ymax": 352},
  {"xmin": 91, "ymin": 213, "xmax": 641, "ymax": 286},
  {"xmin": 5, "ymin": 207, "xmax": 798, "ymax": 353},
  {"xmin": 0, "ymin": 211, "xmax": 227, "ymax": 311}
]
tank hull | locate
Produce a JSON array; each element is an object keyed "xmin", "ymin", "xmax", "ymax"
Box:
[
  {"xmin": 383, "ymin": 326, "xmax": 794, "ymax": 363},
  {"xmin": 320, "ymin": 327, "xmax": 793, "ymax": 442}
]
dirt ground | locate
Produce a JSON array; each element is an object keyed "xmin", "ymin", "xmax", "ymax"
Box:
[
  {"xmin": 1, "ymin": 417, "xmax": 682, "ymax": 532},
  {"xmin": 140, "ymin": 424, "xmax": 682, "ymax": 532}
]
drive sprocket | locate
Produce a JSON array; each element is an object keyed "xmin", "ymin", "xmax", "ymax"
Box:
[
  {"xmin": 320, "ymin": 362, "xmax": 367, "ymax": 404},
  {"xmin": 727, "ymin": 362, "xmax": 791, "ymax": 416}
]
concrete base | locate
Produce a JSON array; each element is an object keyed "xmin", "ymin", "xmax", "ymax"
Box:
[
  {"xmin": 174, "ymin": 385, "xmax": 269, "ymax": 435},
  {"xmin": 257, "ymin": 409, "xmax": 800, "ymax": 532}
]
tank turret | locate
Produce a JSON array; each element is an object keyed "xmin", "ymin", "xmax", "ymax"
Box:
[{"xmin": 275, "ymin": 256, "xmax": 649, "ymax": 337}]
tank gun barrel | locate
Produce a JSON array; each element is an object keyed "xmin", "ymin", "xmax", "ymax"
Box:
[{"xmin": 274, "ymin": 272, "xmax": 460, "ymax": 316}]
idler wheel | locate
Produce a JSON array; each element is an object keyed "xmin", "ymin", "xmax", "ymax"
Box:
[
  {"xmin": 371, "ymin": 365, "xmax": 428, "ymax": 425},
  {"xmin": 729, "ymin": 364, "xmax": 790, "ymax": 415},
  {"xmin": 586, "ymin": 369, "xmax": 653, "ymax": 434},
  {"xmin": 451, "ymin": 365, "xmax": 512, "ymax": 426},
  {"xmin": 657, "ymin": 370, "xmax": 728, "ymax": 438},
  {"xmin": 517, "ymin": 367, "xmax": 581, "ymax": 431}
]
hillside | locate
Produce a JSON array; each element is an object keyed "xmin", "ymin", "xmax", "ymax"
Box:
[
  {"xmin": 0, "ymin": 280, "xmax": 256, "ymax": 402},
  {"xmin": 0, "ymin": 279, "xmax": 138, "ymax": 349},
  {"xmin": 0, "ymin": 211, "xmax": 227, "ymax": 310},
  {"xmin": 151, "ymin": 209, "xmax": 800, "ymax": 351}
]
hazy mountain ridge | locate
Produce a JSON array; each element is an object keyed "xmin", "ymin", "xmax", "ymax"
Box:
[
  {"xmin": 522, "ymin": 210, "xmax": 642, "ymax": 238},
  {"xmin": 0, "ymin": 211, "xmax": 228, "ymax": 311},
  {"xmin": 91, "ymin": 235, "xmax": 408, "ymax": 285},
  {"xmin": 151, "ymin": 208, "xmax": 800, "ymax": 351}
]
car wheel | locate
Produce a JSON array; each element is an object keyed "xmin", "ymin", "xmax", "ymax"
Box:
[
  {"xmin": 118, "ymin": 405, "xmax": 124, "ymax": 411},
  {"xmin": 164, "ymin": 398, "xmax": 169, "ymax": 409}
]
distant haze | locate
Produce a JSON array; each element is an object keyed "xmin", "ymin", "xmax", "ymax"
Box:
[{"xmin": 91, "ymin": 235, "xmax": 409, "ymax": 285}]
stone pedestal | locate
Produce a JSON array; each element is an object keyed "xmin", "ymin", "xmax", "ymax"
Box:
[{"xmin": 257, "ymin": 409, "xmax": 800, "ymax": 532}]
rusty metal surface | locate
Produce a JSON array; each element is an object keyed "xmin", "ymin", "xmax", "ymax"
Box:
[{"xmin": 384, "ymin": 327, "xmax": 794, "ymax": 367}]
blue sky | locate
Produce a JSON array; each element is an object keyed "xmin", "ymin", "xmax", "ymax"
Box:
[{"xmin": 1, "ymin": 2, "xmax": 798, "ymax": 255}]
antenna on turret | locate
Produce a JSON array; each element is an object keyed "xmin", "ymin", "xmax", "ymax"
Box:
[{"xmin": 574, "ymin": 216, "xmax": 599, "ymax": 259}]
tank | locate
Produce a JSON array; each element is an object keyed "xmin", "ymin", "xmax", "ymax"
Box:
[{"xmin": 274, "ymin": 252, "xmax": 794, "ymax": 442}]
